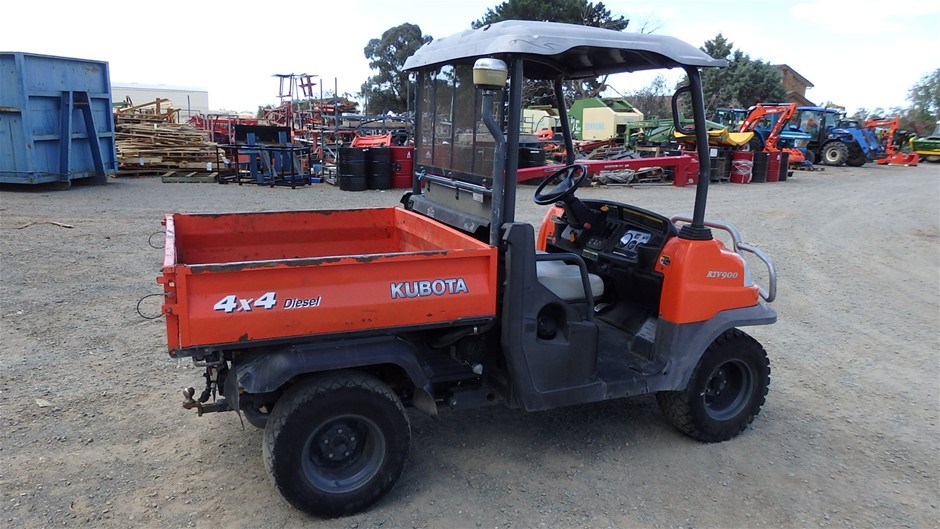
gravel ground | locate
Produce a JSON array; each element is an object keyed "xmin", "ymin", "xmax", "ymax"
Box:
[{"xmin": 1, "ymin": 163, "xmax": 938, "ymax": 528}]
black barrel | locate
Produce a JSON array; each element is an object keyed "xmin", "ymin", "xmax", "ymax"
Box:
[
  {"xmin": 752, "ymin": 152, "xmax": 769, "ymax": 183},
  {"xmin": 338, "ymin": 147, "xmax": 367, "ymax": 191},
  {"xmin": 778, "ymin": 152, "xmax": 789, "ymax": 181},
  {"xmin": 518, "ymin": 146, "xmax": 546, "ymax": 168},
  {"xmin": 367, "ymin": 147, "xmax": 392, "ymax": 190}
]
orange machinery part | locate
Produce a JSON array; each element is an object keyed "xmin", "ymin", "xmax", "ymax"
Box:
[
  {"xmin": 351, "ymin": 133, "xmax": 393, "ymax": 147},
  {"xmin": 738, "ymin": 103, "xmax": 797, "ymax": 153},
  {"xmin": 536, "ymin": 206, "xmax": 564, "ymax": 251},
  {"xmin": 876, "ymin": 152, "xmax": 919, "ymax": 166},
  {"xmin": 655, "ymin": 237, "xmax": 759, "ymax": 324},
  {"xmin": 160, "ymin": 208, "xmax": 497, "ymax": 352},
  {"xmin": 866, "ymin": 116, "xmax": 918, "ymax": 166}
]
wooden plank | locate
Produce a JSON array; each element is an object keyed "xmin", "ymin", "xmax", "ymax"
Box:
[{"xmin": 161, "ymin": 174, "xmax": 219, "ymax": 183}]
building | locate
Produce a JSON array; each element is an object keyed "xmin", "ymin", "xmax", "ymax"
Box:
[
  {"xmin": 774, "ymin": 65, "xmax": 815, "ymax": 106},
  {"xmin": 111, "ymin": 83, "xmax": 209, "ymax": 122}
]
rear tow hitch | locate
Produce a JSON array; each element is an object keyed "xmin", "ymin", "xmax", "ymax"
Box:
[
  {"xmin": 182, "ymin": 361, "xmax": 232, "ymax": 416},
  {"xmin": 182, "ymin": 387, "xmax": 231, "ymax": 416}
]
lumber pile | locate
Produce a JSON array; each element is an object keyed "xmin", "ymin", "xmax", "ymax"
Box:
[
  {"xmin": 114, "ymin": 98, "xmax": 178, "ymax": 124},
  {"xmin": 114, "ymin": 122, "xmax": 226, "ymax": 179}
]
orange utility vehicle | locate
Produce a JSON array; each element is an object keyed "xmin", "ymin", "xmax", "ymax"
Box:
[
  {"xmin": 739, "ymin": 102, "xmax": 806, "ymax": 163},
  {"xmin": 159, "ymin": 21, "xmax": 778, "ymax": 517},
  {"xmin": 865, "ymin": 116, "xmax": 919, "ymax": 166}
]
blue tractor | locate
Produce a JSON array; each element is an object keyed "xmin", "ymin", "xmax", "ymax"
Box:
[{"xmin": 790, "ymin": 107, "xmax": 883, "ymax": 166}]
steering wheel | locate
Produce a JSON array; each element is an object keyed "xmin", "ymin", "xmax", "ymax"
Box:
[{"xmin": 533, "ymin": 164, "xmax": 588, "ymax": 205}]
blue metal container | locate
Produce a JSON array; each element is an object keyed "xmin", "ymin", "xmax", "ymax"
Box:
[{"xmin": 0, "ymin": 52, "xmax": 117, "ymax": 186}]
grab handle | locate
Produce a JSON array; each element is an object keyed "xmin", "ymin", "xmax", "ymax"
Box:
[{"xmin": 671, "ymin": 215, "xmax": 777, "ymax": 303}]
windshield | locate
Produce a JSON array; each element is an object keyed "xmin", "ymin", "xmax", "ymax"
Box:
[
  {"xmin": 715, "ymin": 109, "xmax": 746, "ymax": 130},
  {"xmin": 416, "ymin": 64, "xmax": 503, "ymax": 182},
  {"xmin": 795, "ymin": 111, "xmax": 821, "ymax": 135}
]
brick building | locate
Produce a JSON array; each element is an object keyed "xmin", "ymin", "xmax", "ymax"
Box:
[{"xmin": 774, "ymin": 64, "xmax": 815, "ymax": 106}]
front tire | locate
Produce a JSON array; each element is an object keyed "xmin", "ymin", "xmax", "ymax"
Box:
[
  {"xmin": 263, "ymin": 372, "xmax": 411, "ymax": 517},
  {"xmin": 657, "ymin": 329, "xmax": 770, "ymax": 443},
  {"xmin": 846, "ymin": 151, "xmax": 867, "ymax": 167},
  {"xmin": 821, "ymin": 142, "xmax": 849, "ymax": 166}
]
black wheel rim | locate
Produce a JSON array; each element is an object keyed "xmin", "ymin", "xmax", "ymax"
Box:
[
  {"xmin": 702, "ymin": 359, "xmax": 755, "ymax": 421},
  {"xmin": 302, "ymin": 414, "xmax": 385, "ymax": 494}
]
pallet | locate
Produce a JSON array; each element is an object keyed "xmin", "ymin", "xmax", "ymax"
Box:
[
  {"xmin": 115, "ymin": 122, "xmax": 225, "ymax": 175},
  {"xmin": 160, "ymin": 171, "xmax": 219, "ymax": 183}
]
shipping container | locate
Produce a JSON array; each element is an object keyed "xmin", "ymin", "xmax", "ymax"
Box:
[{"xmin": 0, "ymin": 52, "xmax": 117, "ymax": 186}]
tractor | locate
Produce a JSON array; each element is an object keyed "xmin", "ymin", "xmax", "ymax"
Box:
[
  {"xmin": 790, "ymin": 107, "xmax": 882, "ymax": 166},
  {"xmin": 911, "ymin": 121, "xmax": 940, "ymax": 163}
]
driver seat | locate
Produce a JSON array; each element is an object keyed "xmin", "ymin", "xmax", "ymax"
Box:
[{"xmin": 536, "ymin": 259, "xmax": 604, "ymax": 302}]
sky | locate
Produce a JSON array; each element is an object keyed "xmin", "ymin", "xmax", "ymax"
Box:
[{"xmin": 3, "ymin": 0, "xmax": 938, "ymax": 115}]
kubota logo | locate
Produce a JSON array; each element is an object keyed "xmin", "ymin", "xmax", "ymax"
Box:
[
  {"xmin": 707, "ymin": 270, "xmax": 739, "ymax": 280},
  {"xmin": 390, "ymin": 278, "xmax": 469, "ymax": 299}
]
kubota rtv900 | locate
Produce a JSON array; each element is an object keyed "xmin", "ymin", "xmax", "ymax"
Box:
[{"xmin": 159, "ymin": 20, "xmax": 778, "ymax": 517}]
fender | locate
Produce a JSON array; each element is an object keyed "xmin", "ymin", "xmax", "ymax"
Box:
[
  {"xmin": 234, "ymin": 335, "xmax": 436, "ymax": 413},
  {"xmin": 651, "ymin": 303, "xmax": 777, "ymax": 392}
]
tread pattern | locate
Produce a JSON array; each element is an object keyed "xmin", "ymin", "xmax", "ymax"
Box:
[
  {"xmin": 657, "ymin": 328, "xmax": 770, "ymax": 443},
  {"xmin": 262, "ymin": 371, "xmax": 410, "ymax": 517}
]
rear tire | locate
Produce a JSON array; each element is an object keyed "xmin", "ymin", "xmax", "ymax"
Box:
[
  {"xmin": 821, "ymin": 142, "xmax": 849, "ymax": 166},
  {"xmin": 657, "ymin": 329, "xmax": 770, "ymax": 443},
  {"xmin": 263, "ymin": 371, "xmax": 411, "ymax": 517},
  {"xmin": 924, "ymin": 155, "xmax": 940, "ymax": 163}
]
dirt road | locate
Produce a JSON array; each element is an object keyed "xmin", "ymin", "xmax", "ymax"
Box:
[{"xmin": 1, "ymin": 164, "xmax": 937, "ymax": 528}]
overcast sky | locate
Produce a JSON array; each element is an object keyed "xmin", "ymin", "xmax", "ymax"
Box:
[{"xmin": 3, "ymin": 0, "xmax": 938, "ymax": 115}]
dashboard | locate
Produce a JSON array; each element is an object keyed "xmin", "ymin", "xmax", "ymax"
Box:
[{"xmin": 548, "ymin": 200, "xmax": 676, "ymax": 271}]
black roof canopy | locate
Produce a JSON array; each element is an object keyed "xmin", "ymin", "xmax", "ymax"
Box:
[{"xmin": 403, "ymin": 20, "xmax": 726, "ymax": 79}]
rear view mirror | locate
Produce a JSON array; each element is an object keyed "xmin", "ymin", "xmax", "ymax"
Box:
[{"xmin": 671, "ymin": 85, "xmax": 695, "ymax": 135}]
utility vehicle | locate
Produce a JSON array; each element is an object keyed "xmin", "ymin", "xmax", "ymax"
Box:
[{"xmin": 158, "ymin": 21, "xmax": 777, "ymax": 517}]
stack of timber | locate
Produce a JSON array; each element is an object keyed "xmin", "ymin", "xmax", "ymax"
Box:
[
  {"xmin": 114, "ymin": 122, "xmax": 226, "ymax": 181},
  {"xmin": 114, "ymin": 98, "xmax": 178, "ymax": 124}
]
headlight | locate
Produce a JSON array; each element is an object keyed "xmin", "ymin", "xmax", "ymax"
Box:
[{"xmin": 795, "ymin": 139, "xmax": 809, "ymax": 149}]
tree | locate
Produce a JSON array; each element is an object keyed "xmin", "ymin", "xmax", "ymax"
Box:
[
  {"xmin": 904, "ymin": 69, "xmax": 940, "ymax": 135},
  {"xmin": 628, "ymin": 74, "xmax": 671, "ymax": 119},
  {"xmin": 473, "ymin": 0, "xmax": 628, "ymax": 30},
  {"xmin": 362, "ymin": 23, "xmax": 432, "ymax": 114},
  {"xmin": 695, "ymin": 34, "xmax": 785, "ymax": 112},
  {"xmin": 473, "ymin": 0, "xmax": 629, "ymax": 107}
]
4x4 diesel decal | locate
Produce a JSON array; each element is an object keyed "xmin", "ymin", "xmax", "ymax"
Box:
[{"xmin": 212, "ymin": 292, "xmax": 322, "ymax": 312}]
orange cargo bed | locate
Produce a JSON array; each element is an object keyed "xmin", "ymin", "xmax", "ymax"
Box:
[{"xmin": 160, "ymin": 207, "xmax": 497, "ymax": 354}]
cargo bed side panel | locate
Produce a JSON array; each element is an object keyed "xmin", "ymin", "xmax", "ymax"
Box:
[{"xmin": 161, "ymin": 208, "xmax": 497, "ymax": 351}]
